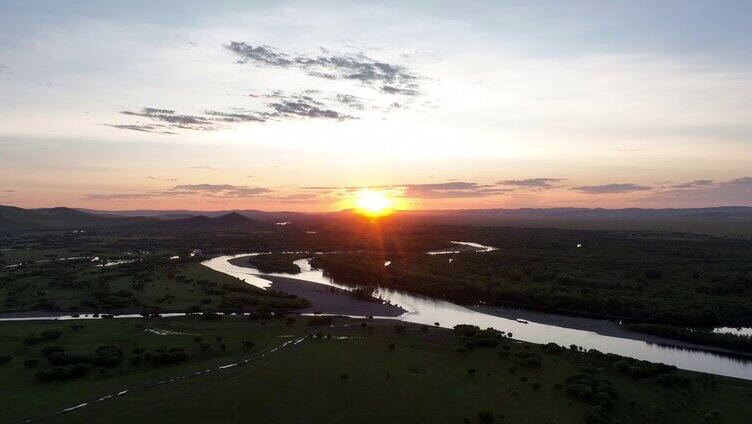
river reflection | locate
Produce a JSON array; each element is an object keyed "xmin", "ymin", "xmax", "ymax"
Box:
[{"xmin": 202, "ymin": 254, "xmax": 752, "ymax": 380}]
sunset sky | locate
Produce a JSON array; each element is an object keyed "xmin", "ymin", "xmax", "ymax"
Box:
[{"xmin": 1, "ymin": 0, "xmax": 752, "ymax": 211}]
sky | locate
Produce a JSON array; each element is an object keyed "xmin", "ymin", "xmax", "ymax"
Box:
[{"xmin": 1, "ymin": 0, "xmax": 752, "ymax": 211}]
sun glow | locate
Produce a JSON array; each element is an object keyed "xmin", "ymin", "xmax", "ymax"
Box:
[{"xmin": 354, "ymin": 189, "xmax": 394, "ymax": 217}]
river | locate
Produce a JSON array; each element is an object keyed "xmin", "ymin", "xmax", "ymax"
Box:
[{"xmin": 202, "ymin": 247, "xmax": 752, "ymax": 380}]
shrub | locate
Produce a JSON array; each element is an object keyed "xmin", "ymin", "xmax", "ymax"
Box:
[
  {"xmin": 147, "ymin": 347, "xmax": 189, "ymax": 365},
  {"xmin": 584, "ymin": 406, "xmax": 610, "ymax": 424},
  {"xmin": 514, "ymin": 352, "xmax": 542, "ymax": 368},
  {"xmin": 93, "ymin": 345, "xmax": 123, "ymax": 367},
  {"xmin": 41, "ymin": 330, "xmax": 62, "ymax": 341},
  {"xmin": 0, "ymin": 354, "xmax": 12, "ymax": 364},
  {"xmin": 23, "ymin": 335, "xmax": 43, "ymax": 346},
  {"xmin": 307, "ymin": 316, "xmax": 333, "ymax": 326},
  {"xmin": 24, "ymin": 359, "xmax": 40, "ymax": 368},
  {"xmin": 453, "ymin": 324, "xmax": 480, "ymax": 337},
  {"xmin": 35, "ymin": 363, "xmax": 91, "ymax": 382},
  {"xmin": 477, "ymin": 410, "xmax": 495, "ymax": 423},
  {"xmin": 41, "ymin": 344, "xmax": 64, "ymax": 356}
]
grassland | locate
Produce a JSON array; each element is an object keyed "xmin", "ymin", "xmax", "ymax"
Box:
[
  {"xmin": 0, "ymin": 250, "xmax": 306, "ymax": 314},
  {"xmin": 0, "ymin": 316, "xmax": 749, "ymax": 424}
]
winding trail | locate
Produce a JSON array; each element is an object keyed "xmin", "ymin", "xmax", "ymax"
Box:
[{"xmin": 17, "ymin": 321, "xmax": 384, "ymax": 424}]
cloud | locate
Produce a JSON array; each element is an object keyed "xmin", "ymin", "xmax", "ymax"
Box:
[
  {"xmin": 571, "ymin": 183, "xmax": 653, "ymax": 194},
  {"xmin": 3, "ymin": 189, "xmax": 17, "ymax": 193},
  {"xmin": 225, "ymin": 42, "xmax": 421, "ymax": 96},
  {"xmin": 266, "ymin": 193, "xmax": 321, "ymax": 203},
  {"xmin": 643, "ymin": 177, "xmax": 752, "ymax": 206},
  {"xmin": 84, "ymin": 193, "xmax": 158, "ymax": 200},
  {"xmin": 108, "ymin": 92, "xmax": 357, "ymax": 134},
  {"xmin": 267, "ymin": 100, "xmax": 355, "ymax": 120},
  {"xmin": 259, "ymin": 91, "xmax": 357, "ymax": 119},
  {"xmin": 85, "ymin": 184, "xmax": 272, "ymax": 201},
  {"xmin": 119, "ymin": 108, "xmax": 217, "ymax": 131},
  {"xmin": 225, "ymin": 44, "xmax": 292, "ymax": 66},
  {"xmin": 103, "ymin": 124, "xmax": 176, "ymax": 135},
  {"xmin": 190, "ymin": 166, "xmax": 214, "ymax": 170},
  {"xmin": 380, "ymin": 85, "xmax": 419, "ymax": 96},
  {"xmin": 403, "ymin": 182, "xmax": 511, "ymax": 198},
  {"xmin": 301, "ymin": 181, "xmax": 512, "ymax": 199},
  {"xmin": 203, "ymin": 110, "xmax": 267, "ymax": 123},
  {"xmin": 147, "ymin": 176, "xmax": 178, "ymax": 182},
  {"xmin": 497, "ymin": 178, "xmax": 566, "ymax": 190},
  {"xmin": 670, "ymin": 179, "xmax": 715, "ymax": 189},
  {"xmin": 334, "ymin": 94, "xmax": 365, "ymax": 110},
  {"xmin": 169, "ymin": 184, "xmax": 271, "ymax": 197}
]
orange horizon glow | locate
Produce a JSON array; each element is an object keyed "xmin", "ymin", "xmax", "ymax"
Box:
[{"xmin": 352, "ymin": 189, "xmax": 399, "ymax": 218}]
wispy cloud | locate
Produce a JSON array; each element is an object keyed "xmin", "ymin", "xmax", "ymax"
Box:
[
  {"xmin": 497, "ymin": 178, "xmax": 566, "ymax": 190},
  {"xmin": 643, "ymin": 177, "xmax": 752, "ymax": 206},
  {"xmin": 225, "ymin": 43, "xmax": 421, "ymax": 96},
  {"xmin": 84, "ymin": 193, "xmax": 157, "ymax": 200},
  {"xmin": 169, "ymin": 184, "xmax": 271, "ymax": 197},
  {"xmin": 120, "ymin": 108, "xmax": 216, "ymax": 131},
  {"xmin": 669, "ymin": 179, "xmax": 715, "ymax": 189},
  {"xmin": 85, "ymin": 184, "xmax": 272, "ymax": 201},
  {"xmin": 103, "ymin": 123, "xmax": 176, "ymax": 135},
  {"xmin": 108, "ymin": 91, "xmax": 357, "ymax": 134},
  {"xmin": 572, "ymin": 183, "xmax": 653, "ymax": 194},
  {"xmin": 404, "ymin": 182, "xmax": 511, "ymax": 198}
]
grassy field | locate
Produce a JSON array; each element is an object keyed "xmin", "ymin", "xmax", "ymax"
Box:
[
  {"xmin": 0, "ymin": 254, "xmax": 306, "ymax": 313},
  {"xmin": 0, "ymin": 316, "xmax": 750, "ymax": 424}
]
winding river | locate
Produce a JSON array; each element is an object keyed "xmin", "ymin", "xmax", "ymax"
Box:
[{"xmin": 202, "ymin": 247, "xmax": 752, "ymax": 380}]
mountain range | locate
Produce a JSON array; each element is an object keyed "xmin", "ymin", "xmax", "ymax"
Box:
[{"xmin": 3, "ymin": 205, "xmax": 752, "ymax": 236}]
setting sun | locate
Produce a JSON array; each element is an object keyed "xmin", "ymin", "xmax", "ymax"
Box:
[{"xmin": 354, "ymin": 189, "xmax": 393, "ymax": 217}]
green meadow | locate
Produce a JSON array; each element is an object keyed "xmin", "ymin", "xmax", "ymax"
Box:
[{"xmin": 0, "ymin": 316, "xmax": 749, "ymax": 424}]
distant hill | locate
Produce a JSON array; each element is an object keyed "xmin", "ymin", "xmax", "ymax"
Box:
[
  {"xmin": 6, "ymin": 205, "xmax": 752, "ymax": 237},
  {"xmin": 0, "ymin": 205, "xmax": 153, "ymax": 232},
  {"xmin": 77, "ymin": 208, "xmax": 305, "ymax": 222},
  {"xmin": 389, "ymin": 207, "xmax": 752, "ymax": 237},
  {"xmin": 155, "ymin": 212, "xmax": 260, "ymax": 231},
  {"xmin": 0, "ymin": 207, "xmax": 262, "ymax": 233}
]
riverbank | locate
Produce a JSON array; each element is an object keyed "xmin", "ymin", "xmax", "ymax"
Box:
[
  {"xmin": 257, "ymin": 274, "xmax": 406, "ymax": 317},
  {"xmin": 470, "ymin": 305, "xmax": 752, "ymax": 359},
  {"xmin": 228, "ymin": 256, "xmax": 405, "ymax": 317}
]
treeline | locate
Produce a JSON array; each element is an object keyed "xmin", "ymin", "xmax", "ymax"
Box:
[
  {"xmin": 624, "ymin": 323, "xmax": 752, "ymax": 353},
  {"xmin": 309, "ymin": 231, "xmax": 752, "ymax": 328},
  {"xmin": 246, "ymin": 254, "xmax": 304, "ymax": 274}
]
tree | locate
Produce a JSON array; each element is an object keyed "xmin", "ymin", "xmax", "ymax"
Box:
[{"xmin": 477, "ymin": 410, "xmax": 495, "ymax": 423}]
